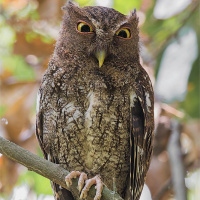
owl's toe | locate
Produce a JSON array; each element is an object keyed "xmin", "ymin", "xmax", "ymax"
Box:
[
  {"xmin": 65, "ymin": 171, "xmax": 82, "ymax": 187},
  {"xmin": 78, "ymin": 172, "xmax": 88, "ymax": 192},
  {"xmin": 65, "ymin": 172, "xmax": 103, "ymax": 200},
  {"xmin": 80, "ymin": 175, "xmax": 103, "ymax": 200}
]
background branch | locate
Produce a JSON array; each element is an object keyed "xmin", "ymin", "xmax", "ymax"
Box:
[
  {"xmin": 167, "ymin": 120, "xmax": 187, "ymax": 200},
  {"xmin": 0, "ymin": 136, "xmax": 123, "ymax": 200}
]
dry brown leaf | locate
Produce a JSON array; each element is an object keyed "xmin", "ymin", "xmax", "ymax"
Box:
[{"xmin": 14, "ymin": 32, "xmax": 54, "ymax": 57}]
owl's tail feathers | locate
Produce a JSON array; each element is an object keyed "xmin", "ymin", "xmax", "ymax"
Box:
[{"xmin": 52, "ymin": 182, "xmax": 74, "ymax": 200}]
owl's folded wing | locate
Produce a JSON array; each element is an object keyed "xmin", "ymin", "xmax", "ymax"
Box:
[{"xmin": 130, "ymin": 73, "xmax": 154, "ymax": 200}]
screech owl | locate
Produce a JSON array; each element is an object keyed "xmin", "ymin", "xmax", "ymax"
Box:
[{"xmin": 36, "ymin": 1, "xmax": 154, "ymax": 200}]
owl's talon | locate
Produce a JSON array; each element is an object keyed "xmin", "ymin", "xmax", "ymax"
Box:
[
  {"xmin": 65, "ymin": 171, "xmax": 81, "ymax": 188},
  {"xmin": 78, "ymin": 172, "xmax": 88, "ymax": 192},
  {"xmin": 65, "ymin": 172, "xmax": 103, "ymax": 199},
  {"xmin": 80, "ymin": 175, "xmax": 103, "ymax": 200},
  {"xmin": 66, "ymin": 180, "xmax": 70, "ymax": 188}
]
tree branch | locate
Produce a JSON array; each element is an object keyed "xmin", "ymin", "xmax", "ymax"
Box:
[
  {"xmin": 0, "ymin": 136, "xmax": 123, "ymax": 200},
  {"xmin": 167, "ymin": 120, "xmax": 187, "ymax": 200}
]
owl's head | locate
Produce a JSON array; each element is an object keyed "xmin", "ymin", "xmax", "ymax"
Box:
[{"xmin": 56, "ymin": 1, "xmax": 139, "ymax": 68}]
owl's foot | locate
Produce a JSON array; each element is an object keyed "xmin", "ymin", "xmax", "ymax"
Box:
[
  {"xmin": 65, "ymin": 171, "xmax": 103, "ymax": 200},
  {"xmin": 65, "ymin": 171, "xmax": 87, "ymax": 190},
  {"xmin": 80, "ymin": 175, "xmax": 103, "ymax": 200}
]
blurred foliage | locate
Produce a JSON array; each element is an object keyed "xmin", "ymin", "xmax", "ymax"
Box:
[
  {"xmin": 0, "ymin": 0, "xmax": 199, "ymax": 200},
  {"xmin": 113, "ymin": 0, "xmax": 141, "ymax": 13},
  {"xmin": 18, "ymin": 170, "xmax": 53, "ymax": 195},
  {"xmin": 16, "ymin": 147, "xmax": 53, "ymax": 196},
  {"xmin": 1, "ymin": 55, "xmax": 35, "ymax": 81}
]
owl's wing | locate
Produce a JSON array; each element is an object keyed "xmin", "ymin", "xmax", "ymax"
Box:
[{"xmin": 130, "ymin": 72, "xmax": 154, "ymax": 200}]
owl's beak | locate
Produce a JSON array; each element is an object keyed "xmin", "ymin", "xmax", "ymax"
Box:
[{"xmin": 95, "ymin": 50, "xmax": 106, "ymax": 68}]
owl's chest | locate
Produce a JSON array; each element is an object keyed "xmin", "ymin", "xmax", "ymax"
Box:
[
  {"xmin": 82, "ymin": 89, "xmax": 130, "ymax": 168},
  {"xmin": 84, "ymin": 89, "xmax": 130, "ymax": 131},
  {"xmin": 60, "ymin": 85, "xmax": 132, "ymax": 171}
]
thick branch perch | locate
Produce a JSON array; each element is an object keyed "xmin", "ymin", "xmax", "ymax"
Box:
[{"xmin": 0, "ymin": 136, "xmax": 123, "ymax": 200}]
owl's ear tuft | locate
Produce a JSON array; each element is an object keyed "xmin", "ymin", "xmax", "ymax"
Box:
[
  {"xmin": 130, "ymin": 9, "xmax": 136, "ymax": 17},
  {"xmin": 128, "ymin": 9, "xmax": 139, "ymax": 26},
  {"xmin": 62, "ymin": 1, "xmax": 80, "ymax": 12}
]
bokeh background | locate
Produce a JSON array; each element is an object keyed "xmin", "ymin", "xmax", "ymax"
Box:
[{"xmin": 0, "ymin": 0, "xmax": 199, "ymax": 199}]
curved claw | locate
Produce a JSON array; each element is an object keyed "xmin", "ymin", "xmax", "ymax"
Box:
[
  {"xmin": 80, "ymin": 175, "xmax": 103, "ymax": 200},
  {"xmin": 65, "ymin": 172, "xmax": 103, "ymax": 200},
  {"xmin": 65, "ymin": 171, "xmax": 81, "ymax": 188},
  {"xmin": 78, "ymin": 172, "xmax": 88, "ymax": 192}
]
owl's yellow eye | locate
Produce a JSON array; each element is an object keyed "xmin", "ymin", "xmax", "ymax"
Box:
[
  {"xmin": 77, "ymin": 21, "xmax": 94, "ymax": 33},
  {"xmin": 116, "ymin": 28, "xmax": 131, "ymax": 39}
]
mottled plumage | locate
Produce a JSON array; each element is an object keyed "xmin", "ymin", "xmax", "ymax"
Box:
[{"xmin": 36, "ymin": 1, "xmax": 154, "ymax": 200}]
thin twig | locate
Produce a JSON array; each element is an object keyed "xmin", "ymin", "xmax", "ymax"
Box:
[{"xmin": 0, "ymin": 136, "xmax": 123, "ymax": 200}]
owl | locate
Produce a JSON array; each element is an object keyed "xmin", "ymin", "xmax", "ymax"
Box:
[{"xmin": 36, "ymin": 1, "xmax": 154, "ymax": 200}]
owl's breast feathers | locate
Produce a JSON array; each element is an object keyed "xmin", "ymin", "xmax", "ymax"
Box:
[{"xmin": 36, "ymin": 62, "xmax": 154, "ymax": 200}]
